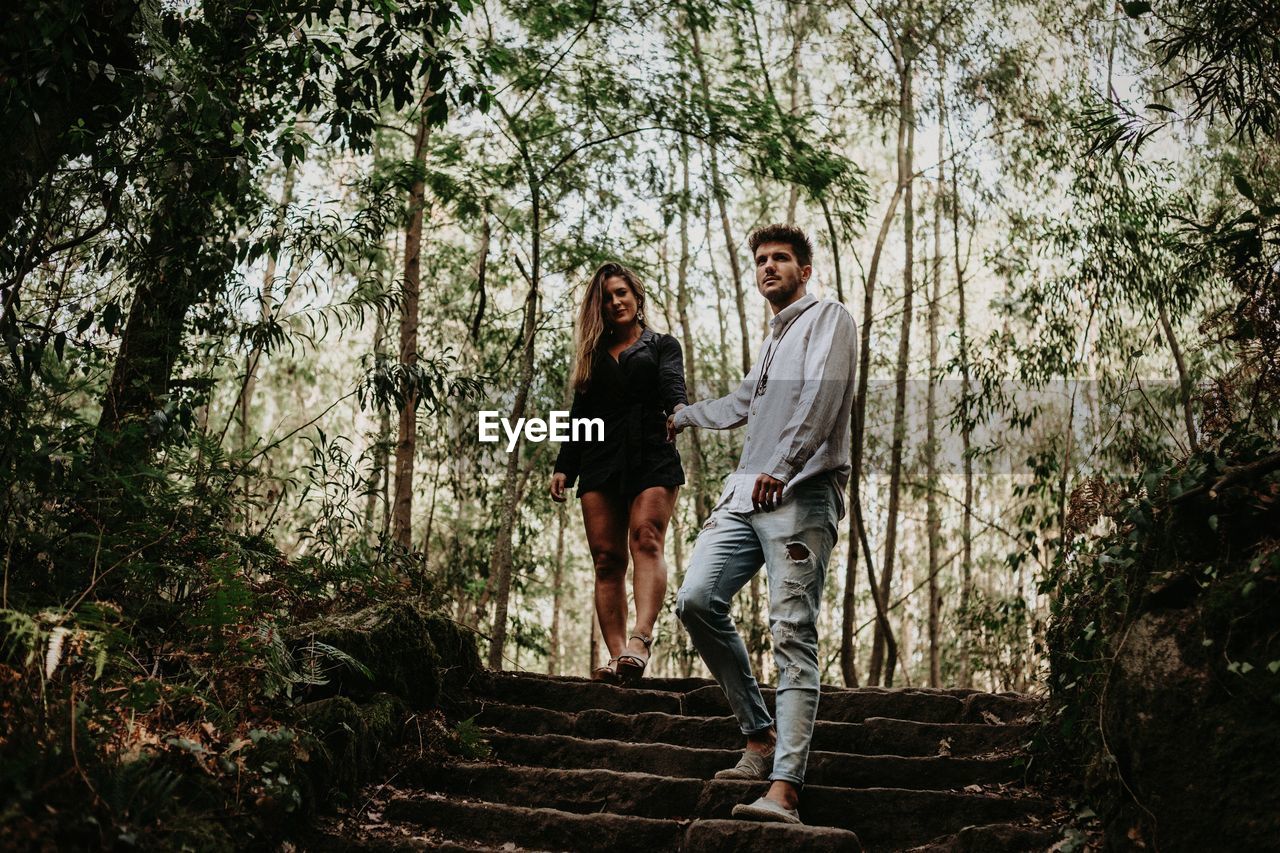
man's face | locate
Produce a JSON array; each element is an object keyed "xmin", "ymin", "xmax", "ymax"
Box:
[{"xmin": 754, "ymin": 241, "xmax": 811, "ymax": 310}]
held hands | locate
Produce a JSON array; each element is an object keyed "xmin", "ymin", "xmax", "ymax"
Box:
[
  {"xmin": 550, "ymin": 472, "xmax": 567, "ymax": 503},
  {"xmin": 752, "ymin": 474, "xmax": 786, "ymax": 511},
  {"xmin": 665, "ymin": 402, "xmax": 687, "ymax": 443}
]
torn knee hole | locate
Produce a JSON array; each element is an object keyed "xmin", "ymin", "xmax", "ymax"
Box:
[
  {"xmin": 773, "ymin": 620, "xmax": 798, "ymax": 641},
  {"xmin": 785, "ymin": 542, "xmax": 810, "ymax": 562}
]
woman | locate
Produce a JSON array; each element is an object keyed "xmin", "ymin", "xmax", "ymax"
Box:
[{"xmin": 551, "ymin": 262, "xmax": 686, "ymax": 685}]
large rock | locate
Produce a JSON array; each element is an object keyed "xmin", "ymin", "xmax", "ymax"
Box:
[
  {"xmin": 424, "ymin": 614, "xmax": 481, "ymax": 696},
  {"xmin": 1105, "ymin": 606, "xmax": 1280, "ymax": 851},
  {"xmin": 288, "ymin": 601, "xmax": 441, "ymax": 708},
  {"xmin": 292, "ymin": 693, "xmax": 407, "ymax": 799}
]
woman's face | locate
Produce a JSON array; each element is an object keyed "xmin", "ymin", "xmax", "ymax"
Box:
[{"xmin": 602, "ymin": 275, "xmax": 639, "ymax": 329}]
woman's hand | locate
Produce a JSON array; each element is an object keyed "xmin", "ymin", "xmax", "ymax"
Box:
[
  {"xmin": 550, "ymin": 472, "xmax": 568, "ymax": 502},
  {"xmin": 666, "ymin": 403, "xmax": 686, "ymax": 443}
]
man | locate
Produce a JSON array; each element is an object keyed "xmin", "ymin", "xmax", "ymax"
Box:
[{"xmin": 667, "ymin": 223, "xmax": 857, "ymax": 824}]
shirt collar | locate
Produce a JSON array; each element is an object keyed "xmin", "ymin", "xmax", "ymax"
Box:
[
  {"xmin": 616, "ymin": 326, "xmax": 656, "ymax": 362},
  {"xmin": 769, "ymin": 293, "xmax": 818, "ymax": 335}
]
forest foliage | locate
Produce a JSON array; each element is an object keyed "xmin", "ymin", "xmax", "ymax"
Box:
[{"xmin": 1, "ymin": 0, "xmax": 1277, "ymax": 847}]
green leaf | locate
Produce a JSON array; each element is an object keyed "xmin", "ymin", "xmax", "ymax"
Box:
[
  {"xmin": 1121, "ymin": 1, "xmax": 1151, "ymax": 17},
  {"xmin": 1268, "ymin": 660, "xmax": 1280, "ymax": 674},
  {"xmin": 1233, "ymin": 174, "xmax": 1255, "ymax": 201},
  {"xmin": 1145, "ymin": 103, "xmax": 1175, "ymax": 113}
]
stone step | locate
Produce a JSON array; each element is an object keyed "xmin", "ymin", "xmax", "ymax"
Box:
[
  {"xmin": 382, "ymin": 795, "xmax": 863, "ymax": 852},
  {"xmin": 400, "ymin": 761, "xmax": 1055, "ymax": 851},
  {"xmin": 903, "ymin": 820, "xmax": 1062, "ymax": 852},
  {"xmin": 493, "ymin": 670, "xmax": 984, "ymax": 699},
  {"xmin": 482, "ymin": 731, "xmax": 1022, "ymax": 789},
  {"xmin": 464, "ymin": 701, "xmax": 1031, "ymax": 757},
  {"xmin": 311, "ymin": 836, "xmax": 513, "ymax": 852},
  {"xmin": 474, "ymin": 672, "xmax": 1039, "ymax": 724}
]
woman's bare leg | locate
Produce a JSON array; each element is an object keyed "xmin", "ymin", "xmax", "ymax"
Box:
[
  {"xmin": 625, "ymin": 486, "xmax": 679, "ymax": 659},
  {"xmin": 581, "ymin": 490, "xmax": 630, "ymax": 664}
]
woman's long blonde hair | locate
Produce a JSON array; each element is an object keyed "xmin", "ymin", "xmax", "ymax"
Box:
[{"xmin": 571, "ymin": 262, "xmax": 648, "ymax": 392}]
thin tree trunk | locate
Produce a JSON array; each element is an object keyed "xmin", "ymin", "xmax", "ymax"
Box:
[
  {"xmin": 820, "ymin": 197, "xmax": 845, "ymax": 304},
  {"xmin": 843, "ymin": 64, "xmax": 910, "ymax": 688},
  {"xmin": 365, "ymin": 296, "xmax": 390, "ymax": 537},
  {"xmin": 949, "ymin": 111, "xmax": 975, "ymax": 689},
  {"xmin": 487, "ymin": 112, "xmax": 541, "ymax": 667},
  {"xmin": 421, "ymin": 455, "xmax": 441, "ymax": 566},
  {"xmin": 926, "ymin": 85, "xmax": 944, "ymax": 686},
  {"xmin": 238, "ymin": 162, "xmax": 296, "ymax": 462},
  {"xmin": 702, "ymin": 166, "xmax": 733, "ymax": 396},
  {"xmin": 1158, "ymin": 294, "xmax": 1198, "ymax": 452},
  {"xmin": 676, "ymin": 130, "xmax": 710, "ymax": 525},
  {"xmin": 391, "ymin": 97, "xmax": 432, "ymax": 548},
  {"xmin": 870, "ymin": 64, "xmax": 915, "ymax": 688},
  {"xmin": 691, "ymin": 23, "xmax": 750, "ymax": 375},
  {"xmin": 549, "ymin": 501, "xmax": 566, "ymax": 675},
  {"xmin": 899, "ymin": 538, "xmax": 913, "ymax": 682},
  {"xmin": 784, "ymin": 3, "xmax": 805, "ymax": 222}
]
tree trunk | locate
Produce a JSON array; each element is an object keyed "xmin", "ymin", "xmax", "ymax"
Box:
[
  {"xmin": 784, "ymin": 3, "xmax": 805, "ymax": 223},
  {"xmin": 549, "ymin": 501, "xmax": 566, "ymax": 675},
  {"xmin": 690, "ymin": 23, "xmax": 750, "ymax": 375},
  {"xmin": 95, "ymin": 166, "xmax": 238, "ymax": 470},
  {"xmin": 365, "ymin": 297, "xmax": 390, "ymax": 536},
  {"xmin": 702, "ymin": 163, "xmax": 733, "ymax": 396},
  {"xmin": 926, "ymin": 89, "xmax": 944, "ymax": 686},
  {"xmin": 1157, "ymin": 300, "xmax": 1198, "ymax": 453},
  {"xmin": 870, "ymin": 64, "xmax": 914, "ymax": 688},
  {"xmin": 487, "ymin": 146, "xmax": 541, "ymax": 668},
  {"xmin": 844, "ymin": 63, "xmax": 910, "ymax": 687},
  {"xmin": 949, "ymin": 110, "xmax": 975, "ymax": 689},
  {"xmin": 676, "ymin": 131, "xmax": 710, "ymax": 525},
  {"xmin": 391, "ymin": 98, "xmax": 432, "ymax": 548}
]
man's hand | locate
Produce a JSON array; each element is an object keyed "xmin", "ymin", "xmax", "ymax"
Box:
[
  {"xmin": 550, "ymin": 472, "xmax": 568, "ymax": 503},
  {"xmin": 666, "ymin": 403, "xmax": 687, "ymax": 443},
  {"xmin": 752, "ymin": 474, "xmax": 786, "ymax": 511}
]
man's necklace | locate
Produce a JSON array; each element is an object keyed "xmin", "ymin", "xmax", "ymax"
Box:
[{"xmin": 753, "ymin": 301, "xmax": 818, "ymax": 398}]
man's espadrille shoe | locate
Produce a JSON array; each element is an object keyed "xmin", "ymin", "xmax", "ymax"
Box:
[
  {"xmin": 731, "ymin": 796, "xmax": 802, "ymax": 825},
  {"xmin": 713, "ymin": 748, "xmax": 772, "ymax": 780}
]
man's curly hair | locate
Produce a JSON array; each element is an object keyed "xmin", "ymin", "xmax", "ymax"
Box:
[{"xmin": 748, "ymin": 223, "xmax": 814, "ymax": 268}]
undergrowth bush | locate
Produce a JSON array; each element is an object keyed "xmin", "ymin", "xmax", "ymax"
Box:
[
  {"xmin": 1040, "ymin": 425, "xmax": 1280, "ymax": 844},
  {"xmin": 0, "ymin": 371, "xmax": 441, "ymax": 849}
]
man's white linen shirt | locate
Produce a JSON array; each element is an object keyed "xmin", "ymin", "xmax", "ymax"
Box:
[{"xmin": 671, "ymin": 292, "xmax": 858, "ymax": 517}]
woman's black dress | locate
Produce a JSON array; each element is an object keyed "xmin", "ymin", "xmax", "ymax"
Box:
[{"xmin": 554, "ymin": 328, "xmax": 687, "ymax": 499}]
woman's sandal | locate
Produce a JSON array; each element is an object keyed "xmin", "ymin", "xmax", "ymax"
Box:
[
  {"xmin": 616, "ymin": 634, "xmax": 652, "ymax": 685},
  {"xmin": 591, "ymin": 657, "xmax": 620, "ymax": 684}
]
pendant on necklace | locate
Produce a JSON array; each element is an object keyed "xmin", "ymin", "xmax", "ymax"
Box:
[{"xmin": 755, "ymin": 378, "xmax": 768, "ymax": 397}]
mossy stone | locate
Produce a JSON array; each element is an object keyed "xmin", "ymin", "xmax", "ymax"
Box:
[
  {"xmin": 288, "ymin": 601, "xmax": 441, "ymax": 708},
  {"xmin": 424, "ymin": 615, "xmax": 481, "ymax": 695},
  {"xmin": 292, "ymin": 692, "xmax": 407, "ymax": 800}
]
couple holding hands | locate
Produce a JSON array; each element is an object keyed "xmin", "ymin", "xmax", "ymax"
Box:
[{"xmin": 549, "ymin": 224, "xmax": 858, "ymax": 824}]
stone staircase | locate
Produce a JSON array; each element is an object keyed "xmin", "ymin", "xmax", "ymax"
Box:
[{"xmin": 318, "ymin": 671, "xmax": 1063, "ymax": 852}]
